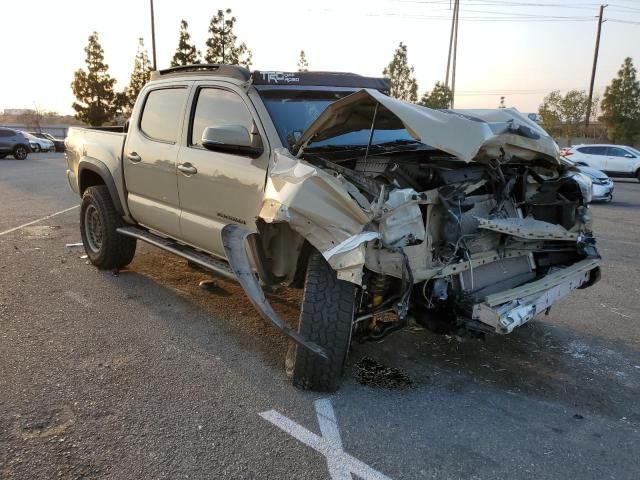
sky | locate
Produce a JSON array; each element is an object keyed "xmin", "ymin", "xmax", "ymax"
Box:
[{"xmin": 1, "ymin": 0, "xmax": 639, "ymax": 115}]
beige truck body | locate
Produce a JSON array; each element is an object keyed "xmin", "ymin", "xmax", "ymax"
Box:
[{"xmin": 66, "ymin": 67, "xmax": 601, "ymax": 341}]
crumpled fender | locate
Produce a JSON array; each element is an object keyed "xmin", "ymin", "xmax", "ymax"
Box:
[{"xmin": 259, "ymin": 149, "xmax": 375, "ymax": 284}]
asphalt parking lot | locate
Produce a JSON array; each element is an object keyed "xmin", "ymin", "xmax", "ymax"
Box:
[{"xmin": 1, "ymin": 152, "xmax": 639, "ymax": 480}]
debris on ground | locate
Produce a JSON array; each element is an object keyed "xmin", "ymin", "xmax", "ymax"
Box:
[{"xmin": 353, "ymin": 357, "xmax": 414, "ymax": 389}]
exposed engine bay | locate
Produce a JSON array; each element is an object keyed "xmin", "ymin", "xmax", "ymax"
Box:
[
  {"xmin": 257, "ymin": 89, "xmax": 601, "ymax": 343},
  {"xmin": 298, "ymin": 148, "xmax": 600, "ymax": 340}
]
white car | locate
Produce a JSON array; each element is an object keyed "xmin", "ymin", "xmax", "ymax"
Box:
[
  {"xmin": 562, "ymin": 144, "xmax": 640, "ymax": 181},
  {"xmin": 22, "ymin": 132, "xmax": 54, "ymax": 152}
]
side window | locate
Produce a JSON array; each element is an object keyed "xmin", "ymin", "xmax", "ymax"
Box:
[
  {"xmin": 579, "ymin": 146, "xmax": 603, "ymax": 155},
  {"xmin": 608, "ymin": 147, "xmax": 633, "ymax": 157},
  {"xmin": 0, "ymin": 129, "xmax": 12, "ymax": 138},
  {"xmin": 139, "ymin": 88, "xmax": 188, "ymax": 143},
  {"xmin": 190, "ymin": 88, "xmax": 253, "ymax": 147}
]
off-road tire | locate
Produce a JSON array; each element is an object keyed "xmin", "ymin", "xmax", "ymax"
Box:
[
  {"xmin": 13, "ymin": 146, "xmax": 28, "ymax": 160},
  {"xmin": 80, "ymin": 185, "xmax": 136, "ymax": 270},
  {"xmin": 285, "ymin": 250, "xmax": 356, "ymax": 392}
]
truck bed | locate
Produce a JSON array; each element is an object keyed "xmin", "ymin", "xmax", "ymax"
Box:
[{"xmin": 65, "ymin": 127, "xmax": 128, "ymax": 216}]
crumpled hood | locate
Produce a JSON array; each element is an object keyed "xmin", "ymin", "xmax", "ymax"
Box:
[{"xmin": 293, "ymin": 89, "xmax": 561, "ymax": 165}]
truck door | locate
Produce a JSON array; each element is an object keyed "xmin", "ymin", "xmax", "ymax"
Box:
[
  {"xmin": 176, "ymin": 84, "xmax": 269, "ymax": 257},
  {"xmin": 123, "ymin": 84, "xmax": 190, "ymax": 238},
  {"xmin": 605, "ymin": 146, "xmax": 636, "ymax": 174}
]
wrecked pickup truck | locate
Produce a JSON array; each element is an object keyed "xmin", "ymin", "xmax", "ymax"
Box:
[{"xmin": 65, "ymin": 65, "xmax": 600, "ymax": 392}]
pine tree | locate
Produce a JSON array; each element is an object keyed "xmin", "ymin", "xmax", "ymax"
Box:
[
  {"xmin": 171, "ymin": 19, "xmax": 201, "ymax": 66},
  {"xmin": 383, "ymin": 42, "xmax": 418, "ymax": 103},
  {"xmin": 419, "ymin": 82, "xmax": 453, "ymax": 109},
  {"xmin": 601, "ymin": 57, "xmax": 640, "ymax": 144},
  {"xmin": 120, "ymin": 38, "xmax": 153, "ymax": 117},
  {"xmin": 71, "ymin": 32, "xmax": 117, "ymax": 126},
  {"xmin": 204, "ymin": 9, "xmax": 252, "ymax": 68},
  {"xmin": 297, "ymin": 50, "xmax": 309, "ymax": 72}
]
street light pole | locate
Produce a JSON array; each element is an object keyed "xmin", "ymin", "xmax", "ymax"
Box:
[{"xmin": 150, "ymin": 0, "xmax": 158, "ymax": 70}]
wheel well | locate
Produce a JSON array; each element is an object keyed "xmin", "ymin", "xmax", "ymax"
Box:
[{"xmin": 79, "ymin": 169, "xmax": 106, "ymax": 195}]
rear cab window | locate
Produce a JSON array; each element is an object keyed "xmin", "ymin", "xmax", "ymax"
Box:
[{"xmin": 139, "ymin": 88, "xmax": 189, "ymax": 143}]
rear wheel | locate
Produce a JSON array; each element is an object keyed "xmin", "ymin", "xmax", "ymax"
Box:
[
  {"xmin": 0, "ymin": 153, "xmax": 7, "ymax": 159},
  {"xmin": 286, "ymin": 250, "xmax": 356, "ymax": 392},
  {"xmin": 13, "ymin": 146, "xmax": 28, "ymax": 160},
  {"xmin": 80, "ymin": 185, "xmax": 137, "ymax": 270},
  {"xmin": 33, "ymin": 144, "xmax": 41, "ymax": 152}
]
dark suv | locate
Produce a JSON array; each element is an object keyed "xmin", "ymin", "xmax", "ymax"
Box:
[{"xmin": 0, "ymin": 128, "xmax": 31, "ymax": 160}]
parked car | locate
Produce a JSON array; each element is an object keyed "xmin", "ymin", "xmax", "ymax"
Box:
[
  {"xmin": 0, "ymin": 127, "xmax": 31, "ymax": 159},
  {"xmin": 22, "ymin": 132, "xmax": 54, "ymax": 152},
  {"xmin": 572, "ymin": 162, "xmax": 614, "ymax": 202},
  {"xmin": 562, "ymin": 144, "xmax": 640, "ymax": 181},
  {"xmin": 30, "ymin": 132, "xmax": 65, "ymax": 152},
  {"xmin": 65, "ymin": 65, "xmax": 601, "ymax": 392}
]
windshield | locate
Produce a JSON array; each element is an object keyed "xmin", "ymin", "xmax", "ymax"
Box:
[
  {"xmin": 259, "ymin": 89, "xmax": 419, "ymax": 148},
  {"xmin": 628, "ymin": 147, "xmax": 640, "ymax": 157}
]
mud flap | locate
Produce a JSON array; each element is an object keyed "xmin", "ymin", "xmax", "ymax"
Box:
[{"xmin": 221, "ymin": 224, "xmax": 329, "ymax": 360}]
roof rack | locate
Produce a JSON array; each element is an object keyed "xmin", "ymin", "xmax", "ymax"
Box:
[{"xmin": 153, "ymin": 64, "xmax": 251, "ymax": 82}]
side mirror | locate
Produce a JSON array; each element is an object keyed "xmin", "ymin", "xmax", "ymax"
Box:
[
  {"xmin": 201, "ymin": 124, "xmax": 263, "ymax": 158},
  {"xmin": 624, "ymin": 153, "xmax": 635, "ymax": 158}
]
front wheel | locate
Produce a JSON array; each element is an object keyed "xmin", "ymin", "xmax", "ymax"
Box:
[
  {"xmin": 80, "ymin": 185, "xmax": 137, "ymax": 270},
  {"xmin": 13, "ymin": 146, "xmax": 28, "ymax": 160},
  {"xmin": 286, "ymin": 250, "xmax": 356, "ymax": 392}
]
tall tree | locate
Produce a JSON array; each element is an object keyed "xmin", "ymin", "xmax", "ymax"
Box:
[
  {"xmin": 419, "ymin": 82, "xmax": 452, "ymax": 109},
  {"xmin": 297, "ymin": 50, "xmax": 309, "ymax": 72},
  {"xmin": 538, "ymin": 89, "xmax": 592, "ymax": 141},
  {"xmin": 383, "ymin": 42, "xmax": 418, "ymax": 103},
  {"xmin": 70, "ymin": 32, "xmax": 117, "ymax": 126},
  {"xmin": 600, "ymin": 57, "xmax": 640, "ymax": 144},
  {"xmin": 171, "ymin": 19, "xmax": 201, "ymax": 66},
  {"xmin": 120, "ymin": 38, "xmax": 153, "ymax": 117},
  {"xmin": 204, "ymin": 9, "xmax": 252, "ymax": 68}
]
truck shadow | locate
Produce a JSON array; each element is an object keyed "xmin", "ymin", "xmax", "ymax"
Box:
[{"xmin": 103, "ymin": 244, "xmax": 639, "ymax": 424}]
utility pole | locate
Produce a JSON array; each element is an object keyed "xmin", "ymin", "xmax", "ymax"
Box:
[
  {"xmin": 150, "ymin": 0, "xmax": 158, "ymax": 70},
  {"xmin": 451, "ymin": 0, "xmax": 460, "ymax": 108},
  {"xmin": 445, "ymin": 0, "xmax": 458, "ymax": 87},
  {"xmin": 585, "ymin": 4, "xmax": 607, "ymax": 128}
]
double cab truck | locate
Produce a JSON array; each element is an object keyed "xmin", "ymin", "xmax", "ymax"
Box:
[{"xmin": 66, "ymin": 64, "xmax": 601, "ymax": 391}]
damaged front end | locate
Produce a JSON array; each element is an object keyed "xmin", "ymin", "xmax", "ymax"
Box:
[{"xmin": 255, "ymin": 89, "xmax": 600, "ymax": 343}]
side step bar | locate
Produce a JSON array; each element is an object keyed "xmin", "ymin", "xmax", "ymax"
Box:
[
  {"xmin": 117, "ymin": 226, "xmax": 235, "ymax": 280},
  {"xmin": 116, "ymin": 225, "xmax": 329, "ymax": 360}
]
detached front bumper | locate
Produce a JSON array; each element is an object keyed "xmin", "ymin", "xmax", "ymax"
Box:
[{"xmin": 471, "ymin": 258, "xmax": 600, "ymax": 334}]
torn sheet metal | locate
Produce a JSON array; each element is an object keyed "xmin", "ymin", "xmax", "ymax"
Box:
[
  {"xmin": 293, "ymin": 89, "xmax": 560, "ymax": 164},
  {"xmin": 260, "ymin": 149, "xmax": 374, "ymax": 284},
  {"xmin": 476, "ymin": 216, "xmax": 578, "ymax": 241}
]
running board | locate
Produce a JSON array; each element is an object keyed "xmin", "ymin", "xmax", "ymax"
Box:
[
  {"xmin": 116, "ymin": 225, "xmax": 329, "ymax": 360},
  {"xmin": 116, "ymin": 226, "xmax": 235, "ymax": 281}
]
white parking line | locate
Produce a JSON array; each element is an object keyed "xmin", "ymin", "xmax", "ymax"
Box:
[
  {"xmin": 260, "ymin": 398, "xmax": 392, "ymax": 480},
  {"xmin": 0, "ymin": 205, "xmax": 79, "ymax": 237}
]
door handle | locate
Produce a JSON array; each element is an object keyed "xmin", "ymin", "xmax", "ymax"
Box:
[
  {"xmin": 178, "ymin": 163, "xmax": 198, "ymax": 175},
  {"xmin": 127, "ymin": 152, "xmax": 142, "ymax": 163}
]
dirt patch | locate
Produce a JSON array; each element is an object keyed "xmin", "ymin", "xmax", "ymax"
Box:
[{"xmin": 353, "ymin": 356, "xmax": 414, "ymax": 389}]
